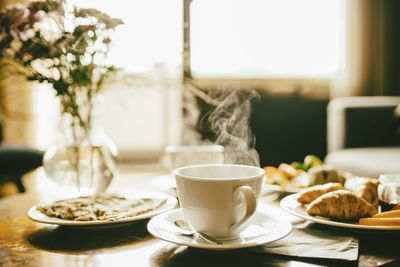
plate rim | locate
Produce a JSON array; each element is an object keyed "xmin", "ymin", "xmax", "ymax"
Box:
[
  {"xmin": 147, "ymin": 208, "xmax": 293, "ymax": 250},
  {"xmin": 263, "ymin": 183, "xmax": 301, "ymax": 194},
  {"xmin": 27, "ymin": 191, "xmax": 178, "ymax": 227},
  {"xmin": 280, "ymin": 193, "xmax": 400, "ymax": 230}
]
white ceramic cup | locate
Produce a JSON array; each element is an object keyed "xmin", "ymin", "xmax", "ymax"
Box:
[
  {"xmin": 164, "ymin": 145, "xmax": 224, "ymax": 172},
  {"xmin": 174, "ymin": 164, "xmax": 265, "ymax": 240}
]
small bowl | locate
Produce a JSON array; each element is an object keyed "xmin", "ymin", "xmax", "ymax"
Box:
[{"xmin": 378, "ymin": 174, "xmax": 400, "ymax": 211}]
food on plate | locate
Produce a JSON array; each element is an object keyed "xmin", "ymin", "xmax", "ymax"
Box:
[
  {"xmin": 278, "ymin": 163, "xmax": 303, "ymax": 178},
  {"xmin": 297, "ymin": 182, "xmax": 344, "ymax": 204},
  {"xmin": 263, "ymin": 166, "xmax": 290, "ymax": 186},
  {"xmin": 344, "ymin": 177, "xmax": 380, "ymax": 207},
  {"xmin": 263, "ymin": 164, "xmax": 307, "ymax": 188},
  {"xmin": 358, "ymin": 205, "xmax": 400, "ymax": 226},
  {"xmin": 359, "ymin": 217, "xmax": 400, "ymax": 226},
  {"xmin": 371, "ymin": 209, "xmax": 400, "ymax": 218},
  {"xmin": 303, "ymin": 154, "xmax": 324, "ymax": 170},
  {"xmin": 37, "ymin": 194, "xmax": 168, "ymax": 221},
  {"xmin": 307, "ymin": 165, "xmax": 345, "ymax": 186},
  {"xmin": 377, "ymin": 174, "xmax": 400, "ymax": 212},
  {"xmin": 263, "ymin": 154, "xmax": 324, "ymax": 189},
  {"xmin": 306, "ymin": 190, "xmax": 377, "ymax": 221},
  {"xmin": 291, "ymin": 154, "xmax": 323, "ymax": 171}
]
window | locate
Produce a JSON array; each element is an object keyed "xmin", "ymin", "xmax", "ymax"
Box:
[
  {"xmin": 69, "ymin": 0, "xmax": 182, "ymax": 73},
  {"xmin": 190, "ymin": 0, "xmax": 342, "ymax": 79},
  {"xmin": 33, "ymin": 0, "xmax": 344, "ymax": 157}
]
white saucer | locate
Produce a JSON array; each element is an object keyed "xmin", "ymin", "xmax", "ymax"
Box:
[{"xmin": 147, "ymin": 209, "xmax": 292, "ymax": 250}]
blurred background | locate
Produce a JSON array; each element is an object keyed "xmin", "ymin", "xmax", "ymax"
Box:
[{"xmin": 0, "ymin": 0, "xmax": 399, "ymax": 169}]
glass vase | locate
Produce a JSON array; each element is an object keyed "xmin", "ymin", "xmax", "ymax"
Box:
[{"xmin": 43, "ymin": 102, "xmax": 118, "ymax": 198}]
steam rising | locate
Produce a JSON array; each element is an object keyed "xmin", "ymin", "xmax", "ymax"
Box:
[
  {"xmin": 182, "ymin": 94, "xmax": 212, "ymax": 146},
  {"xmin": 208, "ymin": 89, "xmax": 260, "ymax": 167}
]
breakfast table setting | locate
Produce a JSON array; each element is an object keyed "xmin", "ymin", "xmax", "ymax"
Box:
[
  {"xmin": 1, "ymin": 1, "xmax": 399, "ymax": 266},
  {"xmin": 1, "ymin": 152, "xmax": 400, "ymax": 267}
]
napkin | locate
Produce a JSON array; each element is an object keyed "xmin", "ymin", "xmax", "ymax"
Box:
[{"xmin": 251, "ymin": 222, "xmax": 359, "ymax": 261}]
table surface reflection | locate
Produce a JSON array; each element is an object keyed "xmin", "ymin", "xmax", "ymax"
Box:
[{"xmin": 1, "ymin": 164, "xmax": 400, "ymax": 267}]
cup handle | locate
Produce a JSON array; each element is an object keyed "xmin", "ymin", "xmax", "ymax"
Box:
[{"xmin": 229, "ymin": 185, "xmax": 257, "ymax": 235}]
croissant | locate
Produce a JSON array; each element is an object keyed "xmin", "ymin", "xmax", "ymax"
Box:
[
  {"xmin": 307, "ymin": 165, "xmax": 345, "ymax": 186},
  {"xmin": 297, "ymin": 182, "xmax": 344, "ymax": 204},
  {"xmin": 306, "ymin": 190, "xmax": 377, "ymax": 221},
  {"xmin": 344, "ymin": 177, "xmax": 380, "ymax": 207}
]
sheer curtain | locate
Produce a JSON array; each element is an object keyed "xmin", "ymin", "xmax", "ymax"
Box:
[{"xmin": 331, "ymin": 0, "xmax": 400, "ymax": 98}]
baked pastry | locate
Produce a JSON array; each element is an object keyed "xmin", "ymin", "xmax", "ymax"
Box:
[
  {"xmin": 344, "ymin": 177, "xmax": 380, "ymax": 207},
  {"xmin": 297, "ymin": 182, "xmax": 344, "ymax": 204},
  {"xmin": 306, "ymin": 190, "xmax": 377, "ymax": 221},
  {"xmin": 307, "ymin": 165, "xmax": 345, "ymax": 186},
  {"xmin": 37, "ymin": 194, "xmax": 167, "ymax": 221}
]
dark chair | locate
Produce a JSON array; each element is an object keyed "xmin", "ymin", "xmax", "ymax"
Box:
[
  {"xmin": 0, "ymin": 145, "xmax": 44, "ymax": 193},
  {"xmin": 324, "ymin": 96, "xmax": 400, "ymax": 178}
]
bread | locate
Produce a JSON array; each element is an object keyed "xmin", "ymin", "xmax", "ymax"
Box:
[
  {"xmin": 37, "ymin": 194, "xmax": 167, "ymax": 221},
  {"xmin": 306, "ymin": 190, "xmax": 377, "ymax": 221},
  {"xmin": 344, "ymin": 177, "xmax": 380, "ymax": 207},
  {"xmin": 297, "ymin": 182, "xmax": 344, "ymax": 204},
  {"xmin": 307, "ymin": 165, "xmax": 345, "ymax": 186}
]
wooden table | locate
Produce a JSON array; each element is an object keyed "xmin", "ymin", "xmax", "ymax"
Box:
[{"xmin": 1, "ymin": 165, "xmax": 400, "ymax": 267}]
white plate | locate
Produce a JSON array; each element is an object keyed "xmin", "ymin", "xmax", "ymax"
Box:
[
  {"xmin": 27, "ymin": 192, "xmax": 178, "ymax": 229},
  {"xmin": 151, "ymin": 174, "xmax": 176, "ymax": 189},
  {"xmin": 147, "ymin": 208, "xmax": 292, "ymax": 250},
  {"xmin": 280, "ymin": 193, "xmax": 400, "ymax": 231}
]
